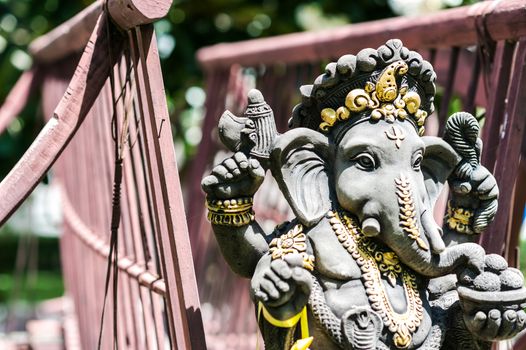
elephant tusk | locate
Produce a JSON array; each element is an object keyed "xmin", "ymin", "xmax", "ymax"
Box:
[
  {"xmin": 362, "ymin": 217, "xmax": 381, "ymax": 237},
  {"xmin": 421, "ymin": 209, "xmax": 445, "ymax": 254}
]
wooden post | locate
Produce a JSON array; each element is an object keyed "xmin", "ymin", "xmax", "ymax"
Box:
[
  {"xmin": 30, "ymin": 0, "xmax": 172, "ymax": 63},
  {"xmin": 107, "ymin": 0, "xmax": 172, "ymax": 31}
]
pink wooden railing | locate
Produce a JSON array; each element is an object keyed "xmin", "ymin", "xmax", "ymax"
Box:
[{"xmin": 0, "ymin": 1, "xmax": 206, "ymax": 349}]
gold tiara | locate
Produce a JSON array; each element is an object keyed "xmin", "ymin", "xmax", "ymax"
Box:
[{"xmin": 319, "ymin": 60, "xmax": 428, "ymax": 136}]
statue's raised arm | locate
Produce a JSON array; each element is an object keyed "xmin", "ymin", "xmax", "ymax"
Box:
[{"xmin": 201, "ymin": 89, "xmax": 280, "ymax": 278}]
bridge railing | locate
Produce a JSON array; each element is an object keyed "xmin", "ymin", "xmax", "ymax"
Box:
[{"xmin": 0, "ymin": 1, "xmax": 206, "ymax": 349}]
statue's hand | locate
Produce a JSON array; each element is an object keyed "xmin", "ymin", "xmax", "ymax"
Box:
[
  {"xmin": 450, "ymin": 164, "xmax": 498, "ymax": 233},
  {"xmin": 458, "ymin": 256, "xmax": 526, "ymax": 341},
  {"xmin": 451, "ymin": 164, "xmax": 498, "ymax": 201},
  {"xmin": 463, "ymin": 308, "xmax": 526, "ymax": 341},
  {"xmin": 251, "ymin": 254, "xmax": 312, "ymax": 317},
  {"xmin": 201, "ymin": 152, "xmax": 265, "ymax": 199}
]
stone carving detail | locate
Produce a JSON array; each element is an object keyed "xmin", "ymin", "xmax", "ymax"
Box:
[
  {"xmin": 385, "ymin": 125, "xmax": 406, "ymax": 149},
  {"xmin": 395, "ymin": 174, "xmax": 429, "ymax": 251},
  {"xmin": 201, "ymin": 39, "xmax": 526, "ymax": 349}
]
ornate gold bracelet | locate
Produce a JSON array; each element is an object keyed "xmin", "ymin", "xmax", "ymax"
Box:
[
  {"xmin": 206, "ymin": 197, "xmax": 255, "ymax": 227},
  {"xmin": 269, "ymin": 223, "xmax": 315, "ymax": 271},
  {"xmin": 445, "ymin": 201, "xmax": 475, "ymax": 235}
]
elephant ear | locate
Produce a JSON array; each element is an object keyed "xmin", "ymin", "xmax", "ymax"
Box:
[
  {"xmin": 271, "ymin": 128, "xmax": 331, "ymax": 227},
  {"xmin": 421, "ymin": 136, "xmax": 462, "ymax": 207}
]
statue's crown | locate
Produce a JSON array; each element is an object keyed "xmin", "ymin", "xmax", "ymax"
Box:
[{"xmin": 290, "ymin": 39, "xmax": 436, "ymax": 136}]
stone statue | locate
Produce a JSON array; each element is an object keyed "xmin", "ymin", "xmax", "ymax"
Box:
[{"xmin": 201, "ymin": 39, "xmax": 526, "ymax": 349}]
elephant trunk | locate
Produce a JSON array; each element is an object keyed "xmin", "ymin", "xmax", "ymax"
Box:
[
  {"xmin": 420, "ymin": 209, "xmax": 445, "ymax": 254},
  {"xmin": 385, "ymin": 218, "xmax": 485, "ymax": 277},
  {"xmin": 362, "ymin": 217, "xmax": 381, "ymax": 237},
  {"xmin": 387, "ymin": 174, "xmax": 485, "ymax": 278},
  {"xmin": 406, "ymin": 242, "xmax": 485, "ymax": 277}
]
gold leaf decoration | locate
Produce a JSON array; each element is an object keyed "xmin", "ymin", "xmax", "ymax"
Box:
[
  {"xmin": 445, "ymin": 201, "xmax": 475, "ymax": 235},
  {"xmin": 269, "ymin": 223, "xmax": 315, "ymax": 271},
  {"xmin": 395, "ymin": 174, "xmax": 429, "ymax": 251},
  {"xmin": 319, "ymin": 60, "xmax": 428, "ymax": 135},
  {"xmin": 376, "ymin": 61, "xmax": 408, "ymax": 102},
  {"xmin": 345, "ymin": 89, "xmax": 374, "ymax": 113}
]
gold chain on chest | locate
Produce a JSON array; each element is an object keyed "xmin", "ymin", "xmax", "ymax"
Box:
[{"xmin": 327, "ymin": 210, "xmax": 424, "ymax": 349}]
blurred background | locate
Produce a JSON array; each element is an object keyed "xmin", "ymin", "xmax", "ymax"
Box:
[{"xmin": 3, "ymin": 0, "xmax": 525, "ymax": 348}]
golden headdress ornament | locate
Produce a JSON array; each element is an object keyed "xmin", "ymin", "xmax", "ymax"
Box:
[
  {"xmin": 319, "ymin": 60, "xmax": 428, "ymax": 135},
  {"xmin": 289, "ymin": 39, "xmax": 436, "ymax": 136}
]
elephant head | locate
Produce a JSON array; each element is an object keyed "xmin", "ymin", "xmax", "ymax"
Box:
[{"xmin": 270, "ymin": 39, "xmax": 486, "ymax": 278}]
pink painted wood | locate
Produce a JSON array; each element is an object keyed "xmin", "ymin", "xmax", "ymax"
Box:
[
  {"xmin": 0, "ymin": 13, "xmax": 124, "ymax": 226},
  {"xmin": 129, "ymin": 25, "xmax": 206, "ymax": 349},
  {"xmin": 480, "ymin": 40, "xmax": 526, "ymax": 255},
  {"xmin": 0, "ymin": 69, "xmax": 42, "ymax": 134}
]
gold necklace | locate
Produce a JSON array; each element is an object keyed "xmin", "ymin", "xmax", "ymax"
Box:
[{"xmin": 327, "ymin": 210, "xmax": 423, "ymax": 349}]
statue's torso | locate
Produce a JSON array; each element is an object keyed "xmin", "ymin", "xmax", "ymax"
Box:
[{"xmin": 307, "ymin": 220, "xmax": 436, "ymax": 349}]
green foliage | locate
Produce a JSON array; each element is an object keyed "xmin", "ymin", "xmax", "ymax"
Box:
[{"xmin": 0, "ymin": 231, "xmax": 63, "ymax": 303}]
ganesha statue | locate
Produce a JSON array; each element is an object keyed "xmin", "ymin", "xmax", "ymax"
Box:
[{"xmin": 201, "ymin": 39, "xmax": 526, "ymax": 349}]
